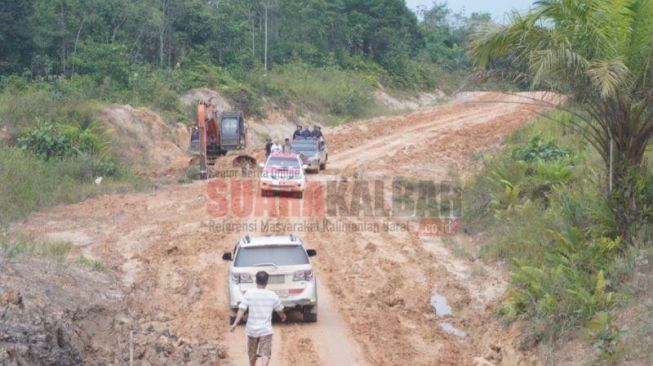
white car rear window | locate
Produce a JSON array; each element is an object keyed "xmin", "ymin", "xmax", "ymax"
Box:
[
  {"xmin": 267, "ymin": 157, "xmax": 300, "ymax": 168},
  {"xmin": 234, "ymin": 245, "xmax": 309, "ymax": 267}
]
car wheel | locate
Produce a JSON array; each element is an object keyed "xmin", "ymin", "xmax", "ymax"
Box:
[
  {"xmin": 320, "ymin": 159, "xmax": 326, "ymax": 170},
  {"xmin": 303, "ymin": 308, "xmax": 317, "ymax": 323},
  {"xmin": 229, "ymin": 315, "xmax": 236, "ymax": 325}
]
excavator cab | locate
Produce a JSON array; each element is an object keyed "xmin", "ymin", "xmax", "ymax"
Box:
[
  {"xmin": 191, "ymin": 100, "xmax": 256, "ymax": 179},
  {"xmin": 218, "ymin": 112, "xmax": 246, "ymax": 151}
]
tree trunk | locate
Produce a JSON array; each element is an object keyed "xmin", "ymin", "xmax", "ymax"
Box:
[
  {"xmin": 72, "ymin": 19, "xmax": 85, "ymax": 75},
  {"xmin": 159, "ymin": 0, "xmax": 168, "ymax": 67},
  {"xmin": 159, "ymin": 31, "xmax": 165, "ymax": 67},
  {"xmin": 59, "ymin": 0, "xmax": 67, "ymax": 75},
  {"xmin": 264, "ymin": 4, "xmax": 268, "ymax": 71},
  {"xmin": 608, "ymin": 159, "xmax": 643, "ymax": 245}
]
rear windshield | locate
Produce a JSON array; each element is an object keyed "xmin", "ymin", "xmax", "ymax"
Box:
[
  {"xmin": 234, "ymin": 245, "xmax": 309, "ymax": 267},
  {"xmin": 267, "ymin": 157, "xmax": 300, "ymax": 168},
  {"xmin": 291, "ymin": 141, "xmax": 318, "ymax": 153}
]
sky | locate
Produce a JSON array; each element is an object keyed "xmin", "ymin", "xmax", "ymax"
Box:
[{"xmin": 405, "ymin": 0, "xmax": 534, "ymax": 23}]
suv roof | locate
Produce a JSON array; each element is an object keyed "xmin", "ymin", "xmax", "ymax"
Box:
[{"xmin": 238, "ymin": 234, "xmax": 303, "ymax": 247}]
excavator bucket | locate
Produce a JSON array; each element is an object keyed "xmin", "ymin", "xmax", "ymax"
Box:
[{"xmin": 232, "ymin": 155, "xmax": 257, "ymax": 170}]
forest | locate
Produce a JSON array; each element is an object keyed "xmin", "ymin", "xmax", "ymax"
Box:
[{"xmin": 0, "ymin": 0, "xmax": 490, "ymax": 88}]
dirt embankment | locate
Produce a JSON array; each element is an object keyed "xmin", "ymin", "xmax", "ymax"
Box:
[
  {"xmin": 101, "ymin": 105, "xmax": 190, "ymax": 175},
  {"xmin": 8, "ymin": 91, "xmax": 560, "ymax": 365},
  {"xmin": 0, "ymin": 257, "xmax": 225, "ymax": 365}
]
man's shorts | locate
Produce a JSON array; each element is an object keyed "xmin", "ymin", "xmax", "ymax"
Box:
[{"xmin": 248, "ymin": 335, "xmax": 272, "ymax": 360}]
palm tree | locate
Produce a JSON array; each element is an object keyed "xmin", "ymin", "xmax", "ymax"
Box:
[{"xmin": 470, "ymin": 0, "xmax": 653, "ymax": 242}]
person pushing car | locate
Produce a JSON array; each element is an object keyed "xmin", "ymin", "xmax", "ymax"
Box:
[{"xmin": 230, "ymin": 271, "xmax": 286, "ymax": 366}]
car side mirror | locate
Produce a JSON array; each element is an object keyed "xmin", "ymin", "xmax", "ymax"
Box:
[
  {"xmin": 306, "ymin": 249, "xmax": 317, "ymax": 257},
  {"xmin": 302, "ymin": 164, "xmax": 308, "ymax": 170},
  {"xmin": 222, "ymin": 252, "xmax": 233, "ymax": 261}
]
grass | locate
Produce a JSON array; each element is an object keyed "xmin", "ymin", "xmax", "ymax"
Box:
[
  {"xmin": 76, "ymin": 255, "xmax": 105, "ymax": 271},
  {"xmin": 1, "ymin": 236, "xmax": 71, "ymax": 262},
  {"xmin": 1, "ymin": 234, "xmax": 105, "ymax": 272},
  {"xmin": 0, "ymin": 147, "xmax": 149, "ymax": 227}
]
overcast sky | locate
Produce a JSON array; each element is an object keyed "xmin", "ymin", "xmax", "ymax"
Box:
[{"xmin": 405, "ymin": 0, "xmax": 534, "ymax": 22}]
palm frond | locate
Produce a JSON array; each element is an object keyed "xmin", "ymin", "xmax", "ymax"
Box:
[
  {"xmin": 529, "ymin": 48, "xmax": 590, "ymax": 87},
  {"xmin": 586, "ymin": 58, "xmax": 630, "ymax": 98}
]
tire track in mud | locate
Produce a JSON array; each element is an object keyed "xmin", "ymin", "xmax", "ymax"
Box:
[{"xmin": 327, "ymin": 92, "xmax": 553, "ymax": 174}]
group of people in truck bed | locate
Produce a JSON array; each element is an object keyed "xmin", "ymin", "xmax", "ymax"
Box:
[
  {"xmin": 292, "ymin": 125, "xmax": 323, "ymax": 140},
  {"xmin": 264, "ymin": 125, "xmax": 324, "ymax": 158}
]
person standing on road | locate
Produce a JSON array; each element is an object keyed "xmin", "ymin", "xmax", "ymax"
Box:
[
  {"xmin": 282, "ymin": 138, "xmax": 292, "ymax": 152},
  {"xmin": 230, "ymin": 271, "xmax": 286, "ymax": 366},
  {"xmin": 264, "ymin": 138, "xmax": 273, "ymax": 158},
  {"xmin": 270, "ymin": 141, "xmax": 282, "ymax": 153}
]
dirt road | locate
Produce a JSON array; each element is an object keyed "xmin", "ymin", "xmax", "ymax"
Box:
[{"xmin": 15, "ymin": 92, "xmax": 557, "ymax": 365}]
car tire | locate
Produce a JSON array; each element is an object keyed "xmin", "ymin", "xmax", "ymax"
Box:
[
  {"xmin": 303, "ymin": 307, "xmax": 317, "ymax": 323},
  {"xmin": 229, "ymin": 315, "xmax": 236, "ymax": 325},
  {"xmin": 320, "ymin": 159, "xmax": 326, "ymax": 170}
]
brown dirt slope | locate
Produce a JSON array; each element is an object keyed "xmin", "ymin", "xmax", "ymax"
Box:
[{"xmin": 100, "ymin": 105, "xmax": 190, "ymax": 175}]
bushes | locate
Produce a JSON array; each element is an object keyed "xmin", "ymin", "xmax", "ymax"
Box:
[
  {"xmin": 500, "ymin": 230, "xmax": 622, "ymax": 336},
  {"xmin": 512, "ymin": 135, "xmax": 569, "ymax": 162},
  {"xmin": 463, "ymin": 112, "xmax": 646, "ymax": 351},
  {"xmin": 2, "ymin": 60, "xmax": 452, "ymax": 126},
  {"xmin": 257, "ymin": 64, "xmax": 377, "ymax": 120},
  {"xmin": 18, "ymin": 123, "xmax": 78, "ymax": 160}
]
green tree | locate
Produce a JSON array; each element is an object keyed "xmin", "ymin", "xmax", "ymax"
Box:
[
  {"xmin": 471, "ymin": 0, "xmax": 653, "ymax": 242},
  {"xmin": 0, "ymin": 0, "xmax": 34, "ymax": 75}
]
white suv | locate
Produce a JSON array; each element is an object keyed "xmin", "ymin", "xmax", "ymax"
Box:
[
  {"xmin": 222, "ymin": 235, "xmax": 318, "ymax": 322},
  {"xmin": 259, "ymin": 152, "xmax": 307, "ymax": 198}
]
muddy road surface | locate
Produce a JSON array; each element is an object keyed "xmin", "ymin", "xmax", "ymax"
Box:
[{"xmin": 15, "ymin": 92, "xmax": 558, "ymax": 365}]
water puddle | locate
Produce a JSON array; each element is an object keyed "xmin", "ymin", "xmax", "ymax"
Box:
[
  {"xmin": 431, "ymin": 293, "xmax": 466, "ymax": 337},
  {"xmin": 430, "ymin": 293, "xmax": 452, "ymax": 317},
  {"xmin": 439, "ymin": 322, "xmax": 467, "ymax": 338}
]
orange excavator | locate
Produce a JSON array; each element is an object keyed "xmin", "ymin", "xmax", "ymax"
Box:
[{"xmin": 190, "ymin": 99, "xmax": 257, "ymax": 179}]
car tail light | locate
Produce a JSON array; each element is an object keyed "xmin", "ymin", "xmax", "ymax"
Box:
[
  {"xmin": 232, "ymin": 272, "xmax": 253, "ymax": 284},
  {"xmin": 293, "ymin": 270, "xmax": 313, "ymax": 281}
]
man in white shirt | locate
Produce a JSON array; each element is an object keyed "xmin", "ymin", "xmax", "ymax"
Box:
[
  {"xmin": 270, "ymin": 142, "xmax": 282, "ymax": 153},
  {"xmin": 230, "ymin": 271, "xmax": 286, "ymax": 366}
]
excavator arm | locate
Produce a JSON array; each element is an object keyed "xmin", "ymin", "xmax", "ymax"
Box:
[{"xmin": 197, "ymin": 101, "xmax": 208, "ymax": 179}]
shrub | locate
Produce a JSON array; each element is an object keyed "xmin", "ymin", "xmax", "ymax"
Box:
[
  {"xmin": 18, "ymin": 123, "xmax": 77, "ymax": 160},
  {"xmin": 512, "ymin": 135, "xmax": 569, "ymax": 162}
]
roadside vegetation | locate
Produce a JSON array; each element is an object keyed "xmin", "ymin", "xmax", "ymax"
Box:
[
  {"xmin": 464, "ymin": 113, "xmax": 652, "ymax": 362},
  {"xmin": 466, "ymin": 1, "xmax": 653, "ymax": 362}
]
